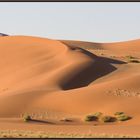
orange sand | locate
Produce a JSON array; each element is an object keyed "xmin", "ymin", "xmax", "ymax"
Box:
[{"xmin": 0, "ymin": 35, "xmax": 140, "ymax": 137}]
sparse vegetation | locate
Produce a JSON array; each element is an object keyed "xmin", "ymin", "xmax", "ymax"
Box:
[
  {"xmin": 114, "ymin": 112, "xmax": 131, "ymax": 121},
  {"xmin": 101, "ymin": 116, "xmax": 115, "ymax": 123},
  {"xmin": 116, "ymin": 114, "xmax": 131, "ymax": 121},
  {"xmin": 100, "ymin": 53, "xmax": 104, "ymax": 56},
  {"xmin": 93, "ymin": 112, "xmax": 103, "ymax": 118},
  {"xmin": 85, "ymin": 112, "xmax": 103, "ymax": 122},
  {"xmin": 110, "ymin": 55, "xmax": 116, "ymax": 58},
  {"xmin": 114, "ymin": 112, "xmax": 124, "ymax": 116},
  {"xmin": 23, "ymin": 114, "xmax": 32, "ymax": 122},
  {"xmin": 125, "ymin": 55, "xmax": 140, "ymax": 63},
  {"xmin": 85, "ymin": 115, "xmax": 98, "ymax": 122},
  {"xmin": 125, "ymin": 55, "xmax": 136, "ymax": 59},
  {"xmin": 127, "ymin": 59, "xmax": 140, "ymax": 63},
  {"xmin": 84, "ymin": 111, "xmax": 132, "ymax": 123}
]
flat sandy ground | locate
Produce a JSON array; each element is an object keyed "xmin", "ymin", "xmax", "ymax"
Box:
[{"xmin": 0, "ymin": 36, "xmax": 140, "ymax": 138}]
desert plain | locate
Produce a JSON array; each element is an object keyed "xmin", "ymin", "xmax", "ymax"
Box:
[{"xmin": 0, "ymin": 35, "xmax": 140, "ymax": 138}]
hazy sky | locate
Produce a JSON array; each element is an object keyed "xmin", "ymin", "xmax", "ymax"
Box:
[{"xmin": 0, "ymin": 2, "xmax": 140, "ymax": 42}]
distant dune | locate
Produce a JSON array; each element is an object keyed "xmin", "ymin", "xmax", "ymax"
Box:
[
  {"xmin": 0, "ymin": 35, "xmax": 140, "ymax": 137},
  {"xmin": 61, "ymin": 39, "xmax": 140, "ymax": 51},
  {"xmin": 60, "ymin": 40, "xmax": 103, "ymax": 50},
  {"xmin": 0, "ymin": 33, "xmax": 8, "ymax": 36}
]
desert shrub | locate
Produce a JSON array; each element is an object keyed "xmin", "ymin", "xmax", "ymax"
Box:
[
  {"xmin": 125, "ymin": 55, "xmax": 140, "ymax": 63},
  {"xmin": 85, "ymin": 115, "xmax": 98, "ymax": 122},
  {"xmin": 125, "ymin": 55, "xmax": 136, "ymax": 59},
  {"xmin": 117, "ymin": 114, "xmax": 131, "ymax": 121},
  {"xmin": 114, "ymin": 112, "xmax": 124, "ymax": 116},
  {"xmin": 93, "ymin": 112, "xmax": 103, "ymax": 118},
  {"xmin": 101, "ymin": 116, "xmax": 116, "ymax": 122},
  {"xmin": 127, "ymin": 59, "xmax": 140, "ymax": 63},
  {"xmin": 85, "ymin": 112, "xmax": 103, "ymax": 122},
  {"xmin": 23, "ymin": 114, "xmax": 32, "ymax": 122}
]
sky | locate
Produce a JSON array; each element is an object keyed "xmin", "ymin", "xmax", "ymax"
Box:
[{"xmin": 0, "ymin": 2, "xmax": 140, "ymax": 43}]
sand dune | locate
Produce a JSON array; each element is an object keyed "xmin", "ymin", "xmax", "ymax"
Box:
[
  {"xmin": 62, "ymin": 39, "xmax": 140, "ymax": 57},
  {"xmin": 0, "ymin": 35, "xmax": 100, "ymax": 116},
  {"xmin": 0, "ymin": 35, "xmax": 140, "ymax": 137},
  {"xmin": 0, "ymin": 36, "xmax": 99, "ymax": 92},
  {"xmin": 0, "ymin": 33, "xmax": 8, "ymax": 36},
  {"xmin": 62, "ymin": 39, "xmax": 140, "ymax": 51}
]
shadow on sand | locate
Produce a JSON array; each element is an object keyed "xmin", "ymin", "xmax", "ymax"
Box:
[
  {"xmin": 30, "ymin": 119, "xmax": 55, "ymax": 125},
  {"xmin": 61, "ymin": 47, "xmax": 126, "ymax": 90}
]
